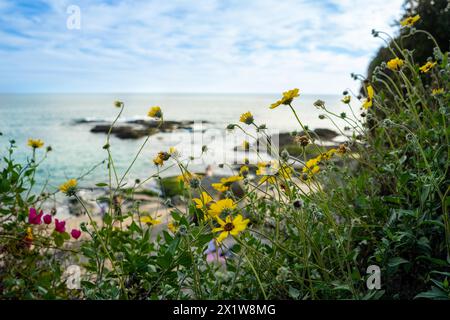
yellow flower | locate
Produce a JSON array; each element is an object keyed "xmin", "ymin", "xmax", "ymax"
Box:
[
  {"xmin": 153, "ymin": 151, "xmax": 170, "ymax": 166},
  {"xmin": 341, "ymin": 96, "xmax": 351, "ymax": 104},
  {"xmin": 208, "ymin": 198, "xmax": 236, "ymax": 219},
  {"xmin": 432, "ymin": 88, "xmax": 444, "ymax": 96},
  {"xmin": 140, "ymin": 216, "xmax": 161, "ymax": 226},
  {"xmin": 256, "ymin": 161, "xmax": 277, "ymax": 176},
  {"xmin": 270, "ymin": 88, "xmax": 300, "ymax": 109},
  {"xmin": 302, "ymin": 162, "xmax": 320, "ymax": 180},
  {"xmin": 211, "ymin": 183, "xmax": 229, "ymax": 192},
  {"xmin": 213, "ymin": 214, "xmax": 249, "ymax": 243},
  {"xmin": 153, "ymin": 156, "xmax": 164, "ymax": 166},
  {"xmin": 302, "ymin": 156, "xmax": 321, "ymax": 174},
  {"xmin": 362, "ymin": 85, "xmax": 374, "ymax": 109},
  {"xmin": 243, "ymin": 140, "xmax": 250, "ymax": 151},
  {"xmin": 168, "ymin": 221, "xmax": 178, "ymax": 233},
  {"xmin": 256, "ymin": 161, "xmax": 276, "ymax": 176},
  {"xmin": 211, "ymin": 175, "xmax": 243, "ymax": 192},
  {"xmin": 257, "ymin": 162, "xmax": 291, "ymax": 184},
  {"xmin": 400, "ymin": 15, "xmax": 420, "ymax": 27},
  {"xmin": 224, "ymin": 175, "xmax": 244, "ymax": 184},
  {"xmin": 310, "ymin": 165, "xmax": 320, "ymax": 174},
  {"xmin": 321, "ymin": 148, "xmax": 337, "ymax": 160},
  {"xmin": 259, "ymin": 175, "xmax": 277, "ymax": 184},
  {"xmin": 278, "ymin": 165, "xmax": 292, "ymax": 179},
  {"xmin": 240, "ymin": 111, "xmax": 254, "ymax": 125},
  {"xmin": 25, "ymin": 227, "xmax": 33, "ymax": 242},
  {"xmin": 193, "ymin": 191, "xmax": 213, "ymax": 209},
  {"xmin": 59, "ymin": 179, "xmax": 78, "ymax": 195},
  {"xmin": 148, "ymin": 106, "xmax": 162, "ymax": 118},
  {"xmin": 28, "ymin": 139, "xmax": 44, "ymax": 149},
  {"xmin": 239, "ymin": 165, "xmax": 249, "ymax": 176},
  {"xmin": 304, "ymin": 157, "xmax": 320, "ymax": 168},
  {"xmin": 387, "ymin": 57, "xmax": 404, "ymax": 71},
  {"xmin": 301, "ymin": 149, "xmax": 336, "ymax": 179},
  {"xmin": 419, "ymin": 61, "xmax": 437, "ymax": 73},
  {"xmin": 168, "ymin": 147, "xmax": 180, "ymax": 158}
]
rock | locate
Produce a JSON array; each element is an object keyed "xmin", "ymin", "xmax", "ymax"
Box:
[
  {"xmin": 253, "ymin": 128, "xmax": 341, "ymax": 157},
  {"xmin": 67, "ymin": 197, "xmax": 97, "ymax": 216},
  {"xmin": 170, "ymin": 195, "xmax": 186, "ymax": 206},
  {"xmin": 312, "ymin": 128, "xmax": 339, "ymax": 140},
  {"xmin": 89, "ymin": 120, "xmax": 211, "ymax": 139},
  {"xmin": 90, "ymin": 125, "xmax": 154, "ymax": 139}
]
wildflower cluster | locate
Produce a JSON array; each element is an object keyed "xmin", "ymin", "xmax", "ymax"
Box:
[{"xmin": 0, "ymin": 16, "xmax": 448, "ymax": 300}]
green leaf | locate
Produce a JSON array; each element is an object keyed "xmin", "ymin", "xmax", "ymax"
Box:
[
  {"xmin": 197, "ymin": 233, "xmax": 213, "ymax": 248},
  {"xmin": 157, "ymin": 252, "xmax": 172, "ymax": 269},
  {"xmin": 171, "ymin": 210, "xmax": 181, "ymax": 221},
  {"xmin": 288, "ymin": 286, "xmax": 300, "ymax": 299},
  {"xmin": 95, "ymin": 182, "xmax": 108, "ymax": 187},
  {"xmin": 415, "ymin": 287, "xmax": 449, "ymax": 300},
  {"xmin": 54, "ymin": 234, "xmax": 64, "ymax": 247},
  {"xmin": 178, "ymin": 252, "xmax": 192, "ymax": 267},
  {"xmin": 388, "ymin": 257, "xmax": 409, "ymax": 267},
  {"xmin": 128, "ymin": 221, "xmax": 141, "ymax": 233},
  {"xmin": 167, "ymin": 235, "xmax": 181, "ymax": 255},
  {"xmin": 103, "ymin": 213, "xmax": 112, "ymax": 225}
]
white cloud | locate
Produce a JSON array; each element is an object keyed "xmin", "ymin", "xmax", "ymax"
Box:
[{"xmin": 0, "ymin": 0, "xmax": 404, "ymax": 93}]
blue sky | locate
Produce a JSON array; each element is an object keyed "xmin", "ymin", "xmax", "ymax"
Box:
[{"xmin": 0, "ymin": 0, "xmax": 404, "ymax": 94}]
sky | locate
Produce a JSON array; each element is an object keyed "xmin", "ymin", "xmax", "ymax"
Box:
[{"xmin": 0, "ymin": 0, "xmax": 405, "ymax": 94}]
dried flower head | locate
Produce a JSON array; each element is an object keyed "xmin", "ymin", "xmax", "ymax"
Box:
[{"xmin": 294, "ymin": 135, "xmax": 310, "ymax": 147}]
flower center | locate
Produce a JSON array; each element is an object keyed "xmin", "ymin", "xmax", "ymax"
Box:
[{"xmin": 224, "ymin": 222, "xmax": 234, "ymax": 232}]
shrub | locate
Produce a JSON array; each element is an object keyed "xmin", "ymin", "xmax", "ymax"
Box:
[{"xmin": 0, "ymin": 20, "xmax": 448, "ymax": 300}]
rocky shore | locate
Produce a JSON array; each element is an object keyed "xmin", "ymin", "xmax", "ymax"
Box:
[{"xmin": 81, "ymin": 119, "xmax": 210, "ymax": 139}]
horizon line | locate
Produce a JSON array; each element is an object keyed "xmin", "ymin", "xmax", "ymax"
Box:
[{"xmin": 0, "ymin": 91, "xmax": 343, "ymax": 96}]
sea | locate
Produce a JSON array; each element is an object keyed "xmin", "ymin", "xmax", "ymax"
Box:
[{"xmin": 0, "ymin": 93, "xmax": 350, "ymax": 192}]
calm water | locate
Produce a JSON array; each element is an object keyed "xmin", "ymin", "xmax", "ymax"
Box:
[{"xmin": 0, "ymin": 93, "xmax": 348, "ymax": 190}]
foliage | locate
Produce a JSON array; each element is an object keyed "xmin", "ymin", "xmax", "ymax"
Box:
[
  {"xmin": 366, "ymin": 0, "xmax": 450, "ymax": 89},
  {"xmin": 0, "ymin": 23, "xmax": 449, "ymax": 300}
]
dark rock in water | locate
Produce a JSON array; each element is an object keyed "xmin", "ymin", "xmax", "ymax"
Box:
[
  {"xmin": 68, "ymin": 197, "xmax": 91, "ymax": 216},
  {"xmin": 312, "ymin": 128, "xmax": 339, "ymax": 140},
  {"xmin": 276, "ymin": 128, "xmax": 339, "ymax": 144},
  {"xmin": 74, "ymin": 118, "xmax": 107, "ymax": 124},
  {"xmin": 91, "ymin": 125, "xmax": 154, "ymax": 139},
  {"xmin": 252, "ymin": 128, "xmax": 341, "ymax": 158},
  {"xmin": 89, "ymin": 119, "xmax": 211, "ymax": 139},
  {"xmin": 260, "ymin": 128, "xmax": 339, "ymax": 147},
  {"xmin": 170, "ymin": 195, "xmax": 186, "ymax": 206}
]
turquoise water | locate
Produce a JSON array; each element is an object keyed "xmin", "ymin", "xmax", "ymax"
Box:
[{"xmin": 0, "ymin": 93, "xmax": 347, "ymax": 190}]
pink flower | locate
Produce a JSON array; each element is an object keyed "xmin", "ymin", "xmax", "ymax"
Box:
[
  {"xmin": 28, "ymin": 208, "xmax": 43, "ymax": 225},
  {"xmin": 43, "ymin": 214, "xmax": 52, "ymax": 224},
  {"xmin": 71, "ymin": 229, "xmax": 82, "ymax": 240},
  {"xmin": 54, "ymin": 219, "xmax": 66, "ymax": 233}
]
